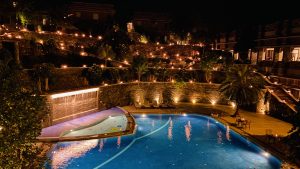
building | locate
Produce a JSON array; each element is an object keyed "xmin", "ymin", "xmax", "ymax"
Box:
[
  {"xmin": 68, "ymin": 2, "xmax": 115, "ymax": 22},
  {"xmin": 215, "ymin": 18, "xmax": 300, "ymax": 77},
  {"xmin": 132, "ymin": 12, "xmax": 171, "ymax": 36}
]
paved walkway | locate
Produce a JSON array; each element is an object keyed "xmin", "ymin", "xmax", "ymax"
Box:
[
  {"xmin": 124, "ymin": 102, "xmax": 292, "ymax": 137},
  {"xmin": 38, "ymin": 107, "xmax": 126, "ymax": 140}
]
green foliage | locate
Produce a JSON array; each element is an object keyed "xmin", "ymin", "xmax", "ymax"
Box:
[
  {"xmin": 97, "ymin": 44, "xmax": 116, "ymax": 66},
  {"xmin": 0, "ymin": 56, "xmax": 49, "ymax": 168},
  {"xmin": 83, "ymin": 64, "xmax": 103, "ymax": 85},
  {"xmin": 219, "ymin": 65, "xmax": 264, "ymax": 115},
  {"xmin": 103, "ymin": 27, "xmax": 133, "ymax": 61},
  {"xmin": 132, "ymin": 56, "xmax": 148, "ymax": 81}
]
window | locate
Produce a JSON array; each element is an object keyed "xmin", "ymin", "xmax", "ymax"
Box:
[
  {"xmin": 292, "ymin": 48, "xmax": 300, "ymax": 61},
  {"xmin": 265, "ymin": 48, "xmax": 274, "ymax": 61},
  {"xmin": 92, "ymin": 13, "xmax": 99, "ymax": 20}
]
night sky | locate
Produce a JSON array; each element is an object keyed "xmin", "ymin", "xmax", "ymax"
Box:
[
  {"xmin": 86, "ymin": 0, "xmax": 300, "ymax": 22},
  {"xmin": 76, "ymin": 0, "xmax": 299, "ymax": 30}
]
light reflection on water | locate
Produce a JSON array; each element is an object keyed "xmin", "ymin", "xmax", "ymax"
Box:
[
  {"xmin": 47, "ymin": 115, "xmax": 281, "ymax": 169},
  {"xmin": 51, "ymin": 139, "xmax": 98, "ymax": 169}
]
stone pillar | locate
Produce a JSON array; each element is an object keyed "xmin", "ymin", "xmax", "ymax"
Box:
[
  {"xmin": 256, "ymin": 89, "xmax": 267, "ymax": 114},
  {"xmin": 274, "ymin": 47, "xmax": 280, "ymax": 62}
]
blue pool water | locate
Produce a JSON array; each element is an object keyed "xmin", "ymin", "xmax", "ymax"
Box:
[{"xmin": 46, "ymin": 114, "xmax": 281, "ymax": 169}]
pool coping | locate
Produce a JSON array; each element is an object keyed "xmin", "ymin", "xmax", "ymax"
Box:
[{"xmin": 37, "ymin": 107, "xmax": 136, "ymax": 143}]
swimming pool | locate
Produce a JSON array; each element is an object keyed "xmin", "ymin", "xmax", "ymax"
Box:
[{"xmin": 46, "ymin": 114, "xmax": 281, "ymax": 169}]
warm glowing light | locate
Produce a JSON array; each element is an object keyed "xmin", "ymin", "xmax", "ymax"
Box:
[
  {"xmin": 75, "ymin": 33, "xmax": 79, "ymax": 37},
  {"xmin": 142, "ymin": 114, "xmax": 147, "ymax": 117},
  {"xmin": 231, "ymin": 102, "xmax": 236, "ymax": 108},
  {"xmin": 89, "ymin": 35, "xmax": 92, "ymax": 38},
  {"xmin": 51, "ymin": 88, "xmax": 98, "ymax": 99},
  {"xmin": 176, "ymin": 53, "xmax": 179, "ymax": 57},
  {"xmin": 80, "ymin": 52, "xmax": 87, "ymax": 56},
  {"xmin": 100, "ymin": 64, "xmax": 105, "ymax": 68},
  {"xmin": 98, "ymin": 36, "xmax": 102, "ymax": 40},
  {"xmin": 262, "ymin": 152, "xmax": 270, "ymax": 157},
  {"xmin": 82, "ymin": 64, "xmax": 87, "ymax": 68},
  {"xmin": 21, "ymin": 28, "xmax": 28, "ymax": 32},
  {"xmin": 189, "ymin": 67, "xmax": 193, "ymax": 70},
  {"xmin": 7, "ymin": 34, "xmax": 12, "ymax": 38},
  {"xmin": 155, "ymin": 97, "xmax": 159, "ymax": 103},
  {"xmin": 124, "ymin": 60, "xmax": 128, "ymax": 64},
  {"xmin": 174, "ymin": 97, "xmax": 179, "ymax": 103},
  {"xmin": 60, "ymin": 46, "xmax": 65, "ymax": 50},
  {"xmin": 15, "ymin": 35, "xmax": 22, "ymax": 39},
  {"xmin": 211, "ymin": 100, "xmax": 216, "ymax": 105},
  {"xmin": 189, "ymin": 80, "xmax": 193, "ymax": 83},
  {"xmin": 171, "ymin": 79, "xmax": 175, "ymax": 83},
  {"xmin": 171, "ymin": 66, "xmax": 174, "ymax": 69},
  {"xmin": 153, "ymin": 79, "xmax": 156, "ymax": 82},
  {"xmin": 56, "ymin": 31, "xmax": 63, "ymax": 35},
  {"xmin": 119, "ymin": 81, "xmax": 123, "ymax": 84},
  {"xmin": 104, "ymin": 83, "xmax": 108, "ymax": 86},
  {"xmin": 183, "ymin": 113, "xmax": 187, "ymax": 116},
  {"xmin": 192, "ymin": 99, "xmax": 196, "ymax": 104},
  {"xmin": 82, "ymin": 34, "xmax": 86, "ymax": 37},
  {"xmin": 61, "ymin": 65, "xmax": 68, "ymax": 69},
  {"xmin": 119, "ymin": 65, "xmax": 123, "ymax": 68},
  {"xmin": 38, "ymin": 40, "xmax": 43, "ymax": 44}
]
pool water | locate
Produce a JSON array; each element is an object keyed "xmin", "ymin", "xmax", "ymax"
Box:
[{"xmin": 46, "ymin": 114, "xmax": 281, "ymax": 169}]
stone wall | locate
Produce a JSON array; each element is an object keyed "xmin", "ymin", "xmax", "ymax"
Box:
[
  {"xmin": 45, "ymin": 82, "xmax": 228, "ymax": 126},
  {"xmin": 98, "ymin": 82, "xmax": 228, "ymax": 108}
]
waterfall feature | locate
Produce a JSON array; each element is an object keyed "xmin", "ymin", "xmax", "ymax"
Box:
[{"xmin": 50, "ymin": 88, "xmax": 99, "ymax": 124}]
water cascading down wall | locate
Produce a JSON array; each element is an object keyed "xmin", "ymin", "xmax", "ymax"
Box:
[{"xmin": 48, "ymin": 88, "xmax": 99, "ymax": 125}]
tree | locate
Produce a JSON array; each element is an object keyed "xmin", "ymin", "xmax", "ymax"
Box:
[
  {"xmin": 199, "ymin": 48, "xmax": 220, "ymax": 82},
  {"xmin": 0, "ymin": 53, "xmax": 49, "ymax": 168},
  {"xmin": 97, "ymin": 44, "xmax": 116, "ymax": 67},
  {"xmin": 219, "ymin": 65, "xmax": 264, "ymax": 117},
  {"xmin": 33, "ymin": 63, "xmax": 55, "ymax": 92},
  {"xmin": 132, "ymin": 55, "xmax": 148, "ymax": 82},
  {"xmin": 103, "ymin": 25, "xmax": 133, "ymax": 61},
  {"xmin": 83, "ymin": 64, "xmax": 103, "ymax": 85}
]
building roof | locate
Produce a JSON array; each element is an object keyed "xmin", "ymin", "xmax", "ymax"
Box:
[{"xmin": 69, "ymin": 2, "xmax": 115, "ymax": 14}]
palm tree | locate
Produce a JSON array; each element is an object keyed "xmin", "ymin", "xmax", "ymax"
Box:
[
  {"xmin": 97, "ymin": 44, "xmax": 115, "ymax": 67},
  {"xmin": 219, "ymin": 65, "xmax": 264, "ymax": 117},
  {"xmin": 132, "ymin": 56, "xmax": 148, "ymax": 82}
]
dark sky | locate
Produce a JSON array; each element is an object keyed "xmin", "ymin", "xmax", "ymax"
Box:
[{"xmin": 78, "ymin": 0, "xmax": 300, "ymax": 29}]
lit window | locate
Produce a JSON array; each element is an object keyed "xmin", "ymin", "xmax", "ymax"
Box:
[
  {"xmin": 291, "ymin": 48, "xmax": 300, "ymax": 61},
  {"xmin": 264, "ymin": 48, "xmax": 274, "ymax": 61}
]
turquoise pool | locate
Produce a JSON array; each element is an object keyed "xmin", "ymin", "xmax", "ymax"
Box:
[{"xmin": 46, "ymin": 114, "xmax": 281, "ymax": 169}]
